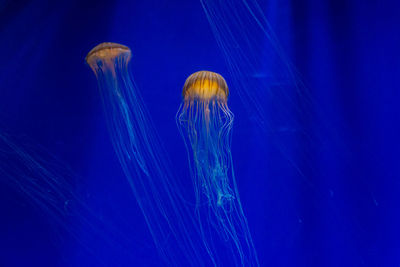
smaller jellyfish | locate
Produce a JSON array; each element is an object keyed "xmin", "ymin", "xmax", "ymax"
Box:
[
  {"xmin": 86, "ymin": 43, "xmax": 208, "ymax": 266},
  {"xmin": 86, "ymin": 42, "xmax": 131, "ymax": 67},
  {"xmin": 86, "ymin": 42, "xmax": 149, "ymax": 173},
  {"xmin": 177, "ymin": 71, "xmax": 259, "ymax": 266}
]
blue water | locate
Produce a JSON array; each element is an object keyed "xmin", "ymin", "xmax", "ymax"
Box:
[{"xmin": 0, "ymin": 0, "xmax": 399, "ymax": 266}]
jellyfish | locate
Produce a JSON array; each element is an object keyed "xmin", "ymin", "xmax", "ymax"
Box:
[
  {"xmin": 86, "ymin": 43, "xmax": 210, "ymax": 266},
  {"xmin": 176, "ymin": 71, "xmax": 259, "ymax": 266}
]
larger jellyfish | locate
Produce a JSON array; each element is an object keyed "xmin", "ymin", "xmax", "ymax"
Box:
[
  {"xmin": 86, "ymin": 43, "xmax": 210, "ymax": 266},
  {"xmin": 177, "ymin": 71, "xmax": 259, "ymax": 266}
]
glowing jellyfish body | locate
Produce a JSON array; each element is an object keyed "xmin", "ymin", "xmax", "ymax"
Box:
[
  {"xmin": 86, "ymin": 43, "xmax": 208, "ymax": 266},
  {"xmin": 177, "ymin": 71, "xmax": 259, "ymax": 266}
]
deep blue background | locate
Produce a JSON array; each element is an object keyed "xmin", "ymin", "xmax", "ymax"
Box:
[{"xmin": 0, "ymin": 0, "xmax": 399, "ymax": 266}]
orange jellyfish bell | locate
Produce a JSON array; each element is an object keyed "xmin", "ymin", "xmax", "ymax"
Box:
[
  {"xmin": 182, "ymin": 71, "xmax": 229, "ymax": 103},
  {"xmin": 85, "ymin": 42, "xmax": 131, "ymax": 75},
  {"xmin": 181, "ymin": 71, "xmax": 230, "ymax": 128}
]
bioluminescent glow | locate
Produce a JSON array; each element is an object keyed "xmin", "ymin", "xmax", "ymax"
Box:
[
  {"xmin": 177, "ymin": 71, "xmax": 259, "ymax": 266},
  {"xmin": 86, "ymin": 42, "xmax": 211, "ymax": 266}
]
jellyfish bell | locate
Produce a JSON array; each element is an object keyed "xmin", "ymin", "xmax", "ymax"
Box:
[
  {"xmin": 183, "ymin": 70, "xmax": 229, "ymax": 102},
  {"xmin": 86, "ymin": 42, "xmax": 131, "ymax": 76},
  {"xmin": 182, "ymin": 70, "xmax": 231, "ymax": 128}
]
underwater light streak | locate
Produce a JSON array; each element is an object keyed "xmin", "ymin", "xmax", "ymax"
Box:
[
  {"xmin": 200, "ymin": 0, "xmax": 305, "ymax": 130},
  {"xmin": 200, "ymin": 0, "xmax": 337, "ymax": 189}
]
